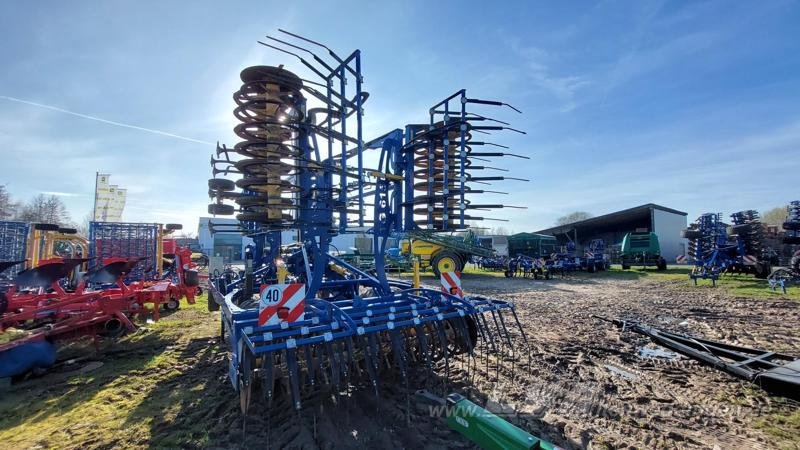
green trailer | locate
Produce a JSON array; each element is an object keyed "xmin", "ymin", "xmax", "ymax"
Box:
[
  {"xmin": 507, "ymin": 232, "xmax": 558, "ymax": 258},
  {"xmin": 620, "ymin": 231, "xmax": 667, "ymax": 270}
]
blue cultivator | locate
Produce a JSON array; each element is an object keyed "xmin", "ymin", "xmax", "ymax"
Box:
[
  {"xmin": 683, "ymin": 211, "xmax": 772, "ymax": 285},
  {"xmin": 206, "ymin": 31, "xmax": 530, "ymax": 417},
  {"xmin": 768, "ymin": 201, "xmax": 800, "ymax": 293}
]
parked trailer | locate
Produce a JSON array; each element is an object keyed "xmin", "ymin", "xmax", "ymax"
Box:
[{"xmin": 619, "ymin": 232, "xmax": 667, "ymax": 270}]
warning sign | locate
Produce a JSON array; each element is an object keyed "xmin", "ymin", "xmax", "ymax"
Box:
[
  {"xmin": 440, "ymin": 271, "xmax": 464, "ymax": 298},
  {"xmin": 258, "ymin": 283, "xmax": 305, "ymax": 326}
]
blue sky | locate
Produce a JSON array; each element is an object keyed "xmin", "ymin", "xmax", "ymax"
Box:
[{"xmin": 1, "ymin": 0, "xmax": 799, "ymax": 233}]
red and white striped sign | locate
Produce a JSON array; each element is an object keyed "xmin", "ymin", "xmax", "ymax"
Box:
[
  {"xmin": 440, "ymin": 271, "xmax": 463, "ymax": 298},
  {"xmin": 742, "ymin": 255, "xmax": 758, "ymax": 265},
  {"xmin": 258, "ymin": 283, "xmax": 305, "ymax": 326},
  {"xmin": 585, "ymin": 251, "xmax": 594, "ymax": 258},
  {"xmin": 676, "ymin": 255, "xmax": 687, "ymax": 264}
]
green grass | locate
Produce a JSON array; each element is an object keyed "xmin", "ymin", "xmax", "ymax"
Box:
[
  {"xmin": 756, "ymin": 408, "xmax": 800, "ymax": 449},
  {"xmin": 0, "ymin": 293, "xmax": 226, "ymax": 449}
]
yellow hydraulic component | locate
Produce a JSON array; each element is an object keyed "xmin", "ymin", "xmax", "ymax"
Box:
[
  {"xmin": 412, "ymin": 259, "xmax": 420, "ymax": 288},
  {"xmin": 276, "ymin": 259, "xmax": 288, "ymax": 283}
]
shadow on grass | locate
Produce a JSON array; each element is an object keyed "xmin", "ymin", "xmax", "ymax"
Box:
[{"xmin": 0, "ymin": 331, "xmax": 172, "ymax": 431}]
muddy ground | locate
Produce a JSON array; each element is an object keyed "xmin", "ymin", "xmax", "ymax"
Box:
[{"xmin": 1, "ymin": 271, "xmax": 798, "ymax": 449}]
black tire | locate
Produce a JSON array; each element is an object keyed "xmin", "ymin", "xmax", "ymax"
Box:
[
  {"xmin": 184, "ymin": 269, "xmax": 199, "ymax": 287},
  {"xmin": 681, "ymin": 230, "xmax": 702, "ymax": 240},
  {"xmin": 208, "ymin": 290, "xmax": 219, "ymax": 311},
  {"xmin": 33, "ymin": 223, "xmax": 60, "ymax": 231},
  {"xmin": 208, "ymin": 203, "xmax": 235, "ymax": 215},
  {"xmin": 754, "ymin": 263, "xmax": 770, "ymax": 279},
  {"xmin": 587, "ymin": 263, "xmax": 596, "ymax": 273},
  {"xmin": 163, "ymin": 298, "xmax": 180, "ymax": 311},
  {"xmin": 621, "ymin": 263, "xmax": 631, "ymax": 270},
  {"xmin": 431, "ymin": 250, "xmax": 462, "ymax": 278},
  {"xmin": 657, "ymin": 257, "xmax": 667, "ymax": 271},
  {"xmin": 731, "ymin": 224, "xmax": 751, "ymax": 234},
  {"xmin": 783, "ymin": 221, "xmax": 800, "ymax": 231},
  {"xmin": 58, "ymin": 227, "xmax": 78, "ymax": 235},
  {"xmin": 209, "ymin": 178, "xmax": 236, "ymax": 192},
  {"xmin": 783, "ymin": 236, "xmax": 800, "ymax": 245}
]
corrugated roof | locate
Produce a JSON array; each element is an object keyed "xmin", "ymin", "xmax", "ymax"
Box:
[{"xmin": 535, "ymin": 203, "xmax": 686, "ymax": 235}]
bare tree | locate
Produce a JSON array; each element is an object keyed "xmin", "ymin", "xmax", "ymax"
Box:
[
  {"xmin": 556, "ymin": 211, "xmax": 592, "ymax": 226},
  {"xmin": 18, "ymin": 194, "xmax": 73, "ymax": 226},
  {"xmin": 491, "ymin": 226, "xmax": 511, "ymax": 235},
  {"xmin": 0, "ymin": 184, "xmax": 19, "ymax": 220},
  {"xmin": 761, "ymin": 206, "xmax": 787, "ymax": 227}
]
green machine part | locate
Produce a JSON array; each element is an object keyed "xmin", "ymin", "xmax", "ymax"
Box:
[{"xmin": 445, "ymin": 394, "xmax": 561, "ymax": 450}]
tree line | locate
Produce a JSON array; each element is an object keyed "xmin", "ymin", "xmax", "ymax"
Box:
[{"xmin": 0, "ymin": 184, "xmax": 74, "ymax": 226}]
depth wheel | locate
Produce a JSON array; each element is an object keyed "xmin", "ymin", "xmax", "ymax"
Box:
[{"xmin": 432, "ymin": 250, "xmax": 462, "ymax": 278}]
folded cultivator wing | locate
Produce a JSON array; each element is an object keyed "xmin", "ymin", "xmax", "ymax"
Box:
[
  {"xmin": 768, "ymin": 201, "xmax": 800, "ymax": 293},
  {"xmin": 683, "ymin": 211, "xmax": 772, "ymax": 285},
  {"xmin": 206, "ymin": 31, "xmax": 531, "ymax": 419}
]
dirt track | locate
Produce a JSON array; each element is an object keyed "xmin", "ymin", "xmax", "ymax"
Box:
[{"xmin": 2, "ymin": 272, "xmax": 798, "ymax": 449}]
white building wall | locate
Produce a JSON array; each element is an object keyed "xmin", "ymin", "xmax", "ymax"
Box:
[{"xmin": 652, "ymin": 209, "xmax": 688, "ymax": 262}]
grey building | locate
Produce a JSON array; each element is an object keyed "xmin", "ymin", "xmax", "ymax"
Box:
[{"xmin": 534, "ymin": 204, "xmax": 688, "ymax": 261}]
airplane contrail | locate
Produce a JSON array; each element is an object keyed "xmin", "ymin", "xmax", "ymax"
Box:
[{"xmin": 0, "ymin": 95, "xmax": 214, "ymax": 146}]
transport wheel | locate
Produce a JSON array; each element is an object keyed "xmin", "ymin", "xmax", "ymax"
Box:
[
  {"xmin": 432, "ymin": 251, "xmax": 461, "ymax": 278},
  {"xmin": 657, "ymin": 258, "xmax": 667, "ymax": 271},
  {"xmin": 587, "ymin": 263, "xmax": 596, "ymax": 273},
  {"xmin": 207, "ymin": 290, "xmax": 219, "ymax": 311},
  {"xmin": 163, "ymin": 297, "xmax": 180, "ymax": 311},
  {"xmin": 682, "ymin": 229, "xmax": 702, "ymax": 239},
  {"xmin": 208, "ymin": 203, "xmax": 235, "ymax": 215},
  {"xmin": 754, "ymin": 263, "xmax": 771, "ymax": 279},
  {"xmin": 622, "ymin": 263, "xmax": 631, "ymax": 270},
  {"xmin": 209, "ymin": 178, "xmax": 236, "ymax": 192}
]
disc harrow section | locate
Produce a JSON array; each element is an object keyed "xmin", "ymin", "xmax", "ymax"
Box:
[{"xmin": 232, "ymin": 66, "xmax": 306, "ymax": 228}]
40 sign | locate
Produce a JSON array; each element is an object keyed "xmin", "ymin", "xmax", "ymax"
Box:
[{"xmin": 258, "ymin": 283, "xmax": 306, "ymax": 326}]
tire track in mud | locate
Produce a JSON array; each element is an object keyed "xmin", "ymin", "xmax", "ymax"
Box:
[{"xmin": 455, "ymin": 274, "xmax": 799, "ymax": 449}]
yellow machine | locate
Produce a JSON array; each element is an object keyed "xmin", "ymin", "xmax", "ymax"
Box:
[
  {"xmin": 25, "ymin": 224, "xmax": 89, "ymax": 268},
  {"xmin": 400, "ymin": 229, "xmax": 497, "ymax": 277}
]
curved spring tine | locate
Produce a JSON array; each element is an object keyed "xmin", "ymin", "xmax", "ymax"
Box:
[
  {"xmin": 262, "ymin": 352, "xmax": 276, "ymax": 407},
  {"xmin": 477, "ymin": 313, "xmax": 498, "ymax": 353},
  {"xmin": 389, "ymin": 330, "xmax": 408, "ymax": 383},
  {"xmin": 325, "ymin": 342, "xmax": 341, "ymax": 403},
  {"xmin": 345, "ymin": 337, "xmax": 360, "ymax": 379},
  {"xmin": 365, "ymin": 334, "xmax": 381, "ymax": 398},
  {"xmin": 496, "ymin": 311, "xmax": 515, "ymax": 359},
  {"xmin": 433, "ymin": 321, "xmax": 450, "ymax": 395},
  {"xmin": 286, "ymin": 349, "xmax": 302, "ymax": 410},
  {"xmin": 412, "ymin": 324, "xmax": 433, "ymax": 389},
  {"xmin": 305, "ymin": 345, "xmax": 316, "ymax": 388},
  {"xmin": 454, "ymin": 316, "xmax": 474, "ymax": 354}
]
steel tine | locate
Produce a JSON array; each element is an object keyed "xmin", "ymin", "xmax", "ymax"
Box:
[
  {"xmin": 286, "ymin": 349, "xmax": 302, "ymax": 410},
  {"xmin": 496, "ymin": 310, "xmax": 515, "ymax": 359},
  {"xmin": 389, "ymin": 329, "xmax": 408, "ymax": 383},
  {"xmin": 262, "ymin": 351, "xmax": 276, "ymax": 408},
  {"xmin": 365, "ymin": 333, "xmax": 381, "ymax": 399},
  {"xmin": 478, "ymin": 312, "xmax": 498, "ymax": 353},
  {"xmin": 345, "ymin": 337, "xmax": 360, "ymax": 379},
  {"xmin": 316, "ymin": 342, "xmax": 330, "ymax": 386},
  {"xmin": 413, "ymin": 324, "xmax": 433, "ymax": 382},
  {"xmin": 305, "ymin": 344, "xmax": 316, "ymax": 389},
  {"xmin": 433, "ymin": 321, "xmax": 451, "ymax": 396},
  {"xmin": 325, "ymin": 342, "xmax": 341, "ymax": 403}
]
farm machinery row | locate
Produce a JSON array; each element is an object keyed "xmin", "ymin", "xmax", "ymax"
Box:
[
  {"xmin": 0, "ymin": 220, "xmax": 199, "ymax": 378},
  {"xmin": 682, "ymin": 209, "xmax": 777, "ymax": 285},
  {"xmin": 768, "ymin": 201, "xmax": 800, "ymax": 293},
  {"xmin": 205, "ymin": 30, "xmax": 534, "ymax": 422},
  {"xmin": 479, "ymin": 238, "xmax": 609, "ymax": 279}
]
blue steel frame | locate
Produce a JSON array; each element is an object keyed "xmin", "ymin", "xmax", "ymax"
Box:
[
  {"xmin": 0, "ymin": 221, "xmax": 29, "ymax": 276},
  {"xmin": 88, "ymin": 221, "xmax": 159, "ymax": 283},
  {"xmin": 209, "ymin": 34, "xmax": 528, "ymax": 411}
]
